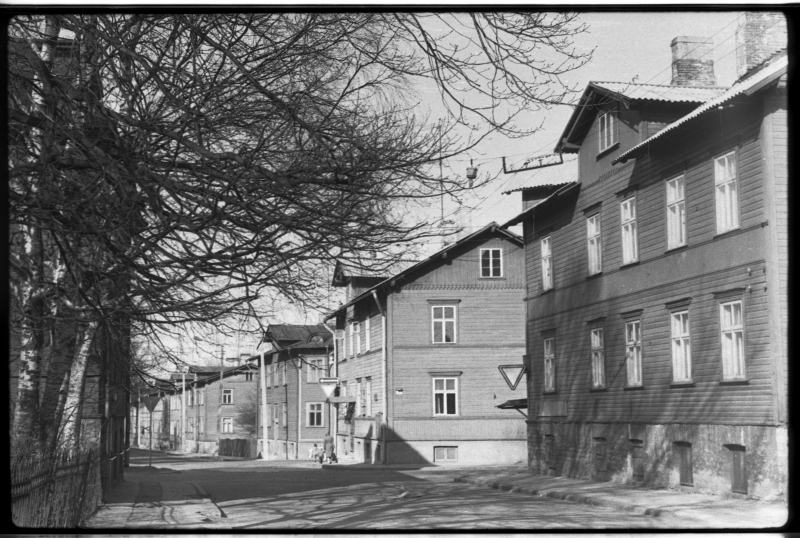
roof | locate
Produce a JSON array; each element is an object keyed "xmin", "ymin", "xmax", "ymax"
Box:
[
  {"xmin": 265, "ymin": 324, "xmax": 330, "ymax": 344},
  {"xmin": 613, "ymin": 53, "xmax": 788, "ymax": 165},
  {"xmin": 332, "ymin": 259, "xmax": 419, "ymax": 286},
  {"xmin": 496, "ymin": 398, "xmax": 528, "ymax": 410},
  {"xmin": 555, "ymin": 81, "xmax": 728, "ymax": 154},
  {"xmin": 500, "ymin": 156, "xmax": 577, "ymax": 195},
  {"xmin": 325, "ymin": 223, "xmax": 523, "ymax": 320},
  {"xmin": 500, "ymin": 181, "xmax": 581, "ymax": 229}
]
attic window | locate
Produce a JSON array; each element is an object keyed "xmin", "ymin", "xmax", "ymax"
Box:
[{"xmin": 599, "ymin": 112, "xmax": 617, "ymax": 153}]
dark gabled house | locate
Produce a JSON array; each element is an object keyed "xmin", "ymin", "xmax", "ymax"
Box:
[{"xmin": 503, "ymin": 13, "xmax": 787, "ymax": 499}]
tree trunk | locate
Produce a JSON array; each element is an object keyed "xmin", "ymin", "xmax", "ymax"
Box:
[
  {"xmin": 41, "ymin": 319, "xmax": 78, "ymax": 450},
  {"xmin": 60, "ymin": 320, "xmax": 99, "ymax": 449}
]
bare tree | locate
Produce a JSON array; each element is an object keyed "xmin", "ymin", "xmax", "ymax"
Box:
[{"xmin": 8, "ymin": 12, "xmax": 591, "ymax": 445}]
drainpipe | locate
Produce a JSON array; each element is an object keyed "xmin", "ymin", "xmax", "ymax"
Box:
[
  {"xmin": 322, "ymin": 322, "xmax": 338, "ymax": 447},
  {"xmin": 259, "ymin": 351, "xmax": 269, "ymax": 460},
  {"xmin": 371, "ymin": 290, "xmax": 387, "ymax": 464}
]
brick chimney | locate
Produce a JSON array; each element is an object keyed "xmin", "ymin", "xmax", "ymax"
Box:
[
  {"xmin": 735, "ymin": 12, "xmax": 787, "ymax": 79},
  {"xmin": 671, "ymin": 36, "xmax": 716, "ymax": 86}
]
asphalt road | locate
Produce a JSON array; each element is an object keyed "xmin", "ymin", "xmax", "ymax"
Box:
[{"xmin": 114, "ymin": 449, "xmax": 670, "ymax": 529}]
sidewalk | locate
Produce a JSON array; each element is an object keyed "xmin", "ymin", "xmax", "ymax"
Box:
[{"xmin": 453, "ymin": 470, "xmax": 789, "ymax": 529}]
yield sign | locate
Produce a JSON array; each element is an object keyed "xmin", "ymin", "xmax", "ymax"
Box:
[
  {"xmin": 319, "ymin": 378, "xmax": 339, "ymax": 399},
  {"xmin": 141, "ymin": 396, "xmax": 161, "ymax": 412},
  {"xmin": 498, "ymin": 364, "xmax": 526, "ymax": 390}
]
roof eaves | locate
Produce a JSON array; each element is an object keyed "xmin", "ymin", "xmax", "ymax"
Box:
[
  {"xmin": 499, "ymin": 181, "xmax": 580, "ymax": 229},
  {"xmin": 612, "ymin": 55, "xmax": 788, "ymax": 165}
]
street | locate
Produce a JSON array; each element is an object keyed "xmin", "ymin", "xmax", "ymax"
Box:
[{"xmin": 90, "ymin": 449, "xmax": 675, "ymax": 529}]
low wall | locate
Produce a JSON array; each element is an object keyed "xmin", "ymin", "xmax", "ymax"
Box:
[{"xmin": 527, "ymin": 421, "xmax": 788, "ymax": 500}]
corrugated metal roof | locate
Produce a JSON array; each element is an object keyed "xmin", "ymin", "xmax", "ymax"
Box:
[
  {"xmin": 335, "ymin": 259, "xmax": 419, "ymax": 279},
  {"xmin": 500, "ymin": 157, "xmax": 577, "ymax": 195},
  {"xmin": 613, "ymin": 54, "xmax": 788, "ymax": 164},
  {"xmin": 266, "ymin": 324, "xmax": 330, "ymax": 344},
  {"xmin": 591, "ymin": 81, "xmax": 727, "ymax": 103}
]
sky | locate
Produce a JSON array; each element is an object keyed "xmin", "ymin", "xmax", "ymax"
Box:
[{"xmin": 142, "ymin": 10, "xmax": 747, "ymax": 367}]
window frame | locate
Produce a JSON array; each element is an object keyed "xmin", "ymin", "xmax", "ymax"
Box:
[
  {"xmin": 598, "ymin": 111, "xmax": 617, "ymax": 153},
  {"xmin": 434, "ymin": 446, "xmax": 458, "ymax": 462},
  {"xmin": 590, "ymin": 326, "xmax": 606, "ymax": 389},
  {"xmin": 670, "ymin": 308, "xmax": 693, "ymax": 384},
  {"xmin": 307, "ymin": 402, "xmax": 324, "ymax": 427},
  {"xmin": 620, "ymin": 196, "xmax": 639, "ymax": 264},
  {"xmin": 365, "ymin": 316, "xmax": 371, "ymax": 351},
  {"xmin": 666, "ymin": 175, "xmax": 687, "ymax": 249},
  {"xmin": 714, "ymin": 150, "xmax": 740, "ymax": 234},
  {"xmin": 307, "ymin": 357, "xmax": 323, "ymax": 383},
  {"xmin": 365, "ymin": 377, "xmax": 372, "ymax": 416},
  {"xmin": 432, "ymin": 376, "xmax": 459, "ymax": 417},
  {"xmin": 281, "ymin": 361, "xmax": 287, "ymax": 386},
  {"xmin": 221, "ymin": 416, "xmax": 233, "ymax": 433},
  {"xmin": 719, "ymin": 299, "xmax": 746, "ymax": 381},
  {"xmin": 480, "ymin": 248, "xmax": 503, "ymax": 278},
  {"xmin": 586, "ymin": 213, "xmax": 603, "ymax": 275},
  {"xmin": 624, "ymin": 318, "xmax": 644, "ymax": 387},
  {"xmin": 543, "ymin": 336, "xmax": 556, "ymax": 393},
  {"xmin": 540, "ymin": 235, "xmax": 553, "ymax": 291},
  {"xmin": 222, "ymin": 388, "xmax": 233, "ymax": 405},
  {"xmin": 431, "ymin": 304, "xmax": 458, "ymax": 344}
]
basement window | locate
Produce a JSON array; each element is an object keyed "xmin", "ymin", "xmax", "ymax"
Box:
[{"xmin": 434, "ymin": 446, "xmax": 458, "ymax": 462}]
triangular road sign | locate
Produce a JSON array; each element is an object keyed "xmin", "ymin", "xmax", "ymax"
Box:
[
  {"xmin": 319, "ymin": 377, "xmax": 339, "ymax": 399},
  {"xmin": 498, "ymin": 364, "xmax": 526, "ymax": 390},
  {"xmin": 141, "ymin": 396, "xmax": 161, "ymax": 412}
]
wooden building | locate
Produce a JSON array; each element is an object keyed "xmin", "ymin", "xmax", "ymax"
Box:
[
  {"xmin": 326, "ymin": 224, "xmax": 529, "ymax": 465},
  {"xmin": 252, "ymin": 324, "xmax": 333, "ymax": 460},
  {"xmin": 503, "ymin": 14, "xmax": 787, "ymax": 499}
]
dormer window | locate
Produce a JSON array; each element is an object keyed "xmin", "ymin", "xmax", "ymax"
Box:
[
  {"xmin": 480, "ymin": 248, "xmax": 503, "ymax": 278},
  {"xmin": 598, "ymin": 111, "xmax": 617, "ymax": 153}
]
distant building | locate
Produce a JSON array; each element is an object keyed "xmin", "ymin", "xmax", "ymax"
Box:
[
  {"xmin": 503, "ymin": 13, "xmax": 787, "ymax": 499},
  {"xmin": 326, "ymin": 224, "xmax": 528, "ymax": 465}
]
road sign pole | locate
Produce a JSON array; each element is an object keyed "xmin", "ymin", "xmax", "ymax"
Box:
[{"xmin": 149, "ymin": 411, "xmax": 153, "ymax": 468}]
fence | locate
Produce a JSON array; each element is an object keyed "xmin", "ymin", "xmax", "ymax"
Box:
[
  {"xmin": 219, "ymin": 438, "xmax": 257, "ymax": 459},
  {"xmin": 11, "ymin": 447, "xmax": 101, "ymax": 528}
]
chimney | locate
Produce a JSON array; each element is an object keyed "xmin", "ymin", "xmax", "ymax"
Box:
[
  {"xmin": 671, "ymin": 36, "xmax": 716, "ymax": 86},
  {"xmin": 735, "ymin": 12, "xmax": 787, "ymax": 79}
]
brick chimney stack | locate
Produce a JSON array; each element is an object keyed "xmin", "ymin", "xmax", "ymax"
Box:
[
  {"xmin": 735, "ymin": 12, "xmax": 787, "ymax": 79},
  {"xmin": 671, "ymin": 36, "xmax": 717, "ymax": 86}
]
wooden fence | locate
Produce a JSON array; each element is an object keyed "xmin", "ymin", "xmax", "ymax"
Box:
[
  {"xmin": 11, "ymin": 448, "xmax": 101, "ymax": 528},
  {"xmin": 219, "ymin": 438, "xmax": 257, "ymax": 459}
]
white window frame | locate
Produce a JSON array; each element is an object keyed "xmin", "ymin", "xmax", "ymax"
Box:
[
  {"xmin": 666, "ymin": 175, "xmax": 687, "ymax": 249},
  {"xmin": 620, "ymin": 196, "xmax": 639, "ymax": 264},
  {"xmin": 587, "ymin": 213, "xmax": 602, "ymax": 275},
  {"xmin": 307, "ymin": 357, "xmax": 323, "ymax": 383},
  {"xmin": 625, "ymin": 319, "xmax": 643, "ymax": 387},
  {"xmin": 434, "ymin": 446, "xmax": 458, "ymax": 462},
  {"xmin": 433, "ymin": 377, "xmax": 459, "ymax": 416},
  {"xmin": 590, "ymin": 328, "xmax": 606, "ymax": 389},
  {"xmin": 365, "ymin": 377, "xmax": 372, "ymax": 416},
  {"xmin": 715, "ymin": 151, "xmax": 740, "ymax": 234},
  {"xmin": 199, "ymin": 389, "xmax": 204, "ymax": 406},
  {"xmin": 222, "ymin": 389, "xmax": 233, "ymax": 404},
  {"xmin": 671, "ymin": 310, "xmax": 692, "ymax": 383},
  {"xmin": 365, "ymin": 317, "xmax": 371, "ymax": 351},
  {"xmin": 541, "ymin": 236, "xmax": 553, "ymax": 291},
  {"xmin": 543, "ymin": 337, "xmax": 556, "ymax": 393},
  {"xmin": 349, "ymin": 323, "xmax": 355, "ymax": 357},
  {"xmin": 720, "ymin": 300, "xmax": 746, "ymax": 380},
  {"xmin": 598, "ymin": 111, "xmax": 617, "ymax": 153},
  {"xmin": 431, "ymin": 305, "xmax": 457, "ymax": 344},
  {"xmin": 307, "ymin": 402, "xmax": 323, "ymax": 427},
  {"xmin": 355, "ymin": 378, "xmax": 362, "ymax": 416},
  {"xmin": 221, "ymin": 417, "xmax": 233, "ymax": 433},
  {"xmin": 480, "ymin": 248, "xmax": 503, "ymax": 278},
  {"xmin": 354, "ymin": 321, "xmax": 361, "ymax": 355},
  {"xmin": 281, "ymin": 361, "xmax": 287, "ymax": 386}
]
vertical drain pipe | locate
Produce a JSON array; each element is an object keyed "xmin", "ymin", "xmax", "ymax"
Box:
[{"xmin": 371, "ymin": 290, "xmax": 387, "ymax": 464}]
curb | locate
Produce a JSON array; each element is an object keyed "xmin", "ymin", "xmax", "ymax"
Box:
[{"xmin": 454, "ymin": 476, "xmax": 674, "ymax": 519}]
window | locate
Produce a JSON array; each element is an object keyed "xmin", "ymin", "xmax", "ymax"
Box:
[
  {"xmin": 281, "ymin": 362, "xmax": 287, "ymax": 386},
  {"xmin": 593, "ymin": 437, "xmax": 608, "ymax": 480},
  {"xmin": 188, "ymin": 390, "xmax": 194, "ymax": 407},
  {"xmin": 590, "ymin": 328, "xmax": 605, "ymax": 389},
  {"xmin": 199, "ymin": 389, "xmax": 205, "ymax": 406},
  {"xmin": 245, "ymin": 371, "xmax": 255, "ymax": 382},
  {"xmin": 272, "ymin": 403, "xmax": 279, "ymax": 425},
  {"xmin": 349, "ymin": 323, "xmax": 354, "ymax": 357},
  {"xmin": 354, "ymin": 322, "xmax": 361, "ymax": 354},
  {"xmin": 199, "ymin": 416, "xmax": 204, "ymax": 434},
  {"xmin": 586, "ymin": 214, "xmax": 602, "ymax": 275},
  {"xmin": 666, "ymin": 175, "xmax": 686, "ymax": 249},
  {"xmin": 715, "ymin": 151, "xmax": 740, "ymax": 233},
  {"xmin": 541, "ymin": 236, "xmax": 553, "ymax": 291},
  {"xmin": 282, "ymin": 403, "xmax": 287, "ymax": 427},
  {"xmin": 625, "ymin": 320, "xmax": 643, "ymax": 387},
  {"xmin": 671, "ymin": 311, "xmax": 692, "ymax": 383},
  {"xmin": 432, "ymin": 305, "xmax": 457, "ymax": 344},
  {"xmin": 631, "ymin": 440, "xmax": 645, "ymax": 482},
  {"xmin": 598, "ymin": 111, "xmax": 617, "ymax": 152},
  {"xmin": 480, "ymin": 248, "xmax": 503, "ymax": 277},
  {"xmin": 307, "ymin": 357, "xmax": 323, "ymax": 383},
  {"xmin": 356, "ymin": 378, "xmax": 362, "ymax": 416},
  {"xmin": 720, "ymin": 300, "xmax": 745, "ymax": 380},
  {"xmin": 222, "ymin": 389, "xmax": 233, "ymax": 404},
  {"xmin": 221, "ymin": 417, "xmax": 233, "ymax": 433},
  {"xmin": 433, "ymin": 377, "xmax": 458, "ymax": 416},
  {"xmin": 267, "ymin": 364, "xmax": 274, "ymax": 387},
  {"xmin": 307, "ymin": 402, "xmax": 323, "ymax": 427},
  {"xmin": 543, "ymin": 337, "xmax": 556, "ymax": 392},
  {"xmin": 620, "ymin": 196, "xmax": 638, "ymax": 264},
  {"xmin": 365, "ymin": 317, "xmax": 371, "ymax": 351},
  {"xmin": 365, "ymin": 377, "xmax": 372, "ymax": 416},
  {"xmin": 434, "ymin": 446, "xmax": 458, "ymax": 462}
]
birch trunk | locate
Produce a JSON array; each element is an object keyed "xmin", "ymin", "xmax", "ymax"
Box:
[
  {"xmin": 41, "ymin": 319, "xmax": 78, "ymax": 450},
  {"xmin": 60, "ymin": 320, "xmax": 99, "ymax": 449}
]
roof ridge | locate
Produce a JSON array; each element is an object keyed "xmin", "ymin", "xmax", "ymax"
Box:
[{"xmin": 591, "ymin": 80, "xmax": 729, "ymax": 90}]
